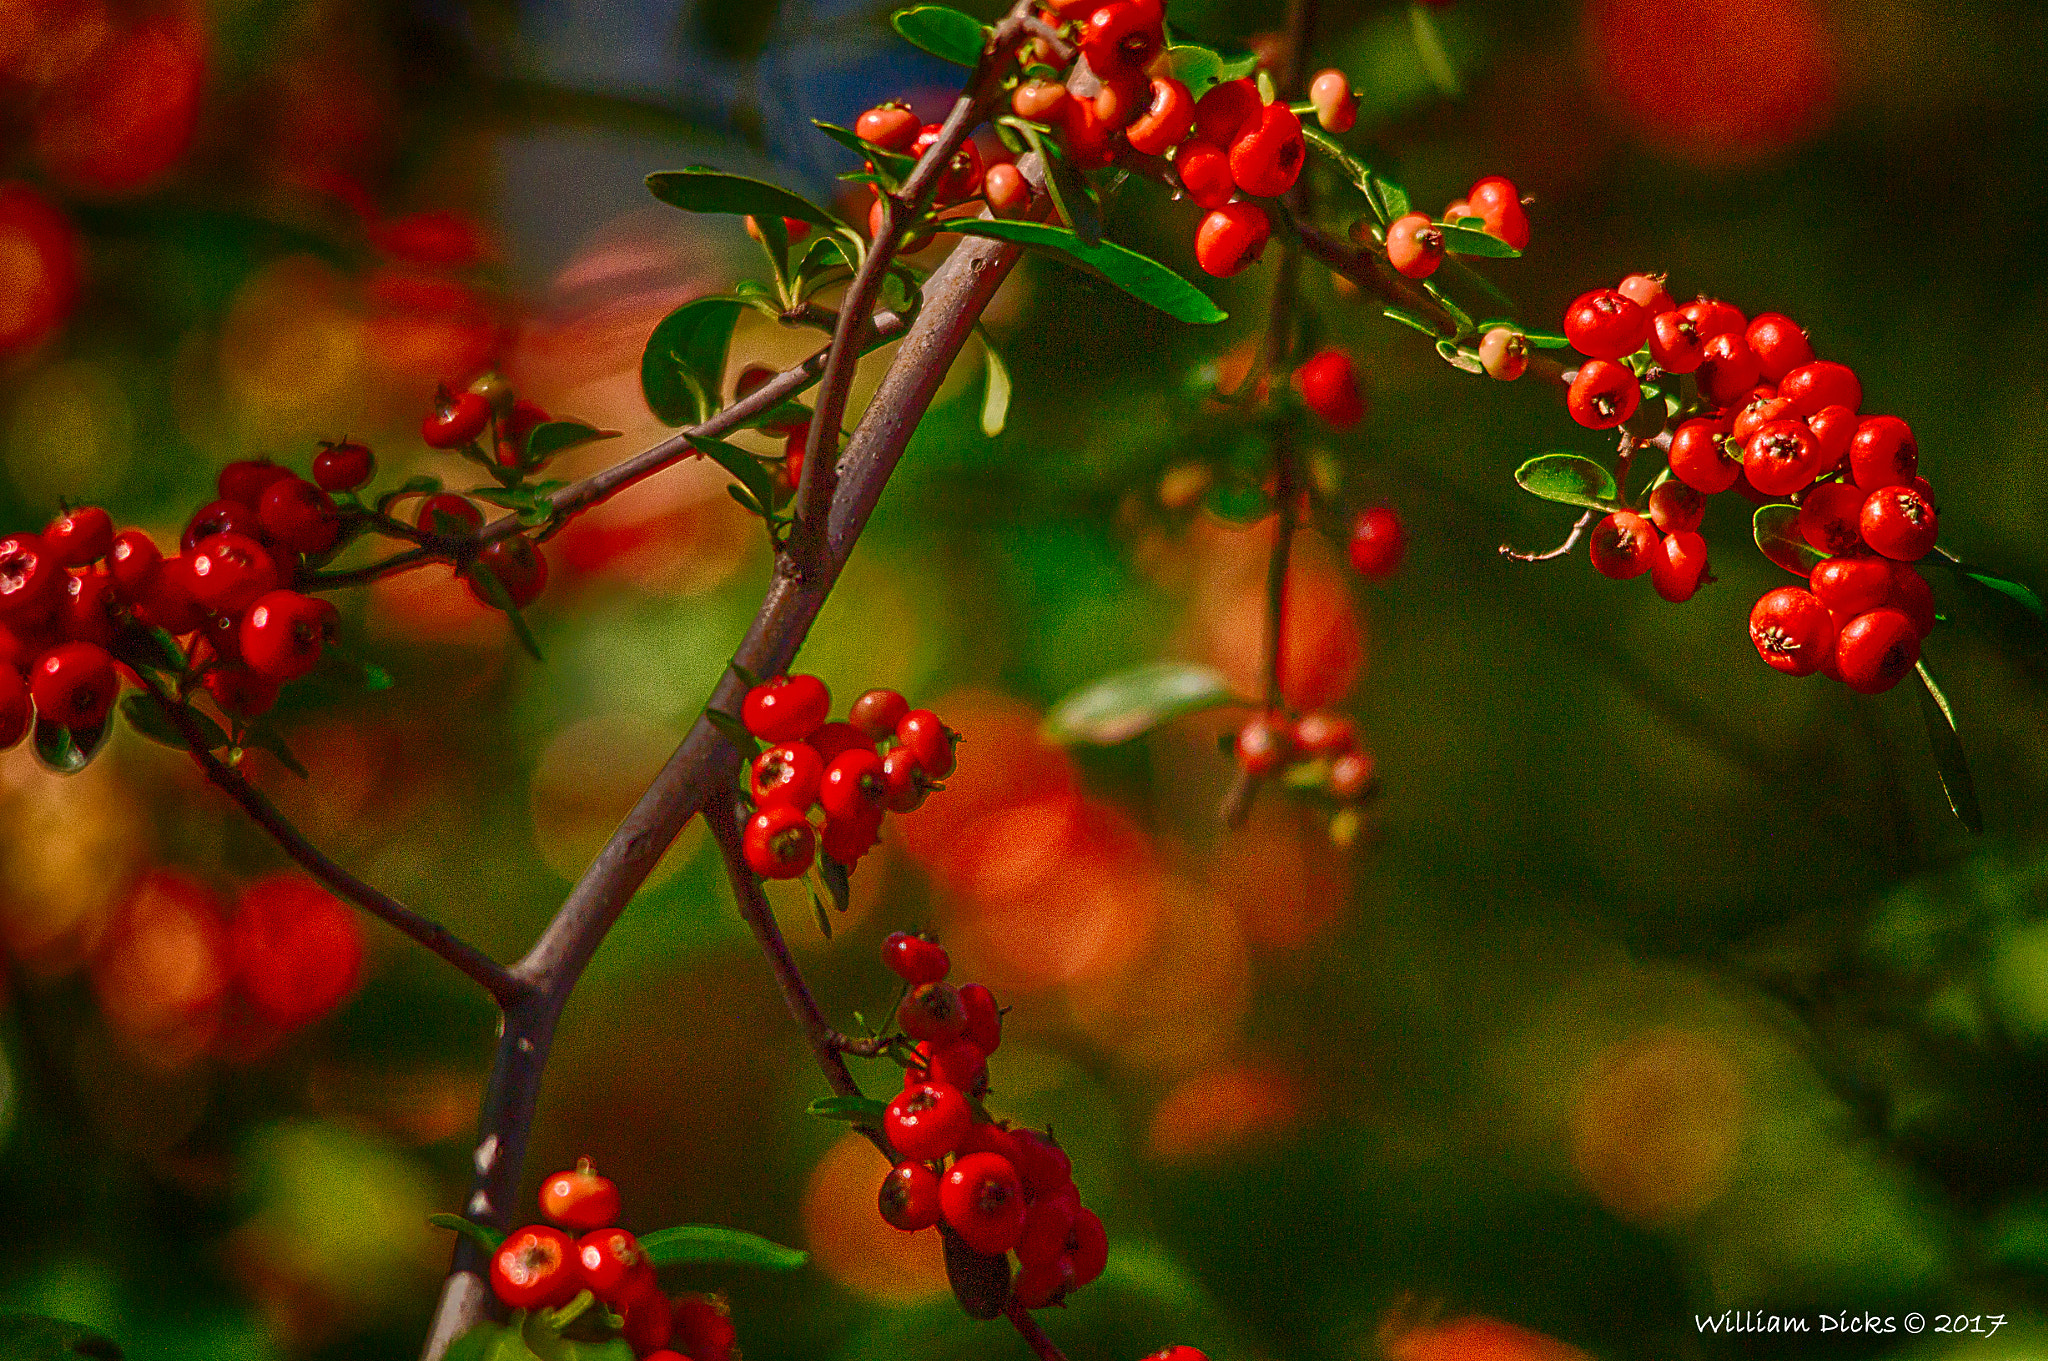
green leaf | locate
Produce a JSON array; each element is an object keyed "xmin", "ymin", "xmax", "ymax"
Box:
[
  {"xmin": 1914, "ymin": 661, "xmax": 1983, "ymax": 835},
  {"xmin": 464, "ymin": 561, "xmax": 544, "ymax": 662},
  {"xmin": 1961, "ymin": 569, "xmax": 2046, "ymax": 618},
  {"xmin": 820, "ymin": 856, "xmax": 852, "ymax": 918},
  {"xmin": 702, "ymin": 705, "xmax": 759, "ymax": 756},
  {"xmin": 1435, "ymin": 339, "xmax": 1483, "ymax": 373},
  {"xmin": 978, "ymin": 332, "xmax": 1011, "ymax": 438},
  {"xmin": 108, "ymin": 623, "xmax": 184, "ymax": 677},
  {"xmin": 689, "ymin": 434, "xmax": 780, "ymax": 514},
  {"xmin": 429, "ymin": 1212, "xmax": 507, "ymax": 1254},
  {"xmin": 1422, "ymin": 280, "xmax": 1473, "ymax": 335},
  {"xmin": 890, "ymin": 6, "xmax": 986, "ymax": 66},
  {"xmin": 640, "ymin": 1224, "xmax": 809, "ymax": 1272},
  {"xmin": 1929, "ymin": 554, "xmax": 2048, "ymax": 656},
  {"xmin": 645, "ymin": 170, "xmax": 837, "ymax": 229},
  {"xmin": 811, "ymin": 122, "xmax": 918, "ymax": 191},
  {"xmin": 526, "ymin": 420, "xmax": 620, "ymax": 463},
  {"xmin": 33, "ymin": 717, "xmax": 107, "ymax": 775},
  {"xmin": 1382, "ymin": 306, "xmax": 1442, "ymax": 338},
  {"xmin": 1521, "ymin": 329, "xmax": 1570, "ymax": 349},
  {"xmin": 375, "ymin": 475, "xmax": 443, "ymax": 516},
  {"xmin": 120, "ymin": 693, "xmax": 230, "ymax": 752},
  {"xmin": 810, "ymin": 887, "xmax": 833, "ymax": 940},
  {"xmin": 444, "ymin": 1322, "xmax": 533, "ymax": 1361},
  {"xmin": 1514, "ymin": 453, "xmax": 1620, "ymax": 512},
  {"xmin": 242, "ymin": 721, "xmax": 310, "ymax": 779},
  {"xmin": 1437, "ymin": 223, "xmax": 1519, "ymax": 258},
  {"xmin": 1162, "ymin": 40, "xmax": 1259, "ymax": 90},
  {"xmin": 1752, "ymin": 503, "xmax": 1825, "ymax": 576},
  {"xmin": 0, "ymin": 1315, "xmax": 123, "ymax": 1360},
  {"xmin": 807, "ymin": 1094, "xmax": 889, "ymax": 1123},
  {"xmin": 1203, "ymin": 482, "xmax": 1273, "ymax": 523},
  {"xmin": 1044, "ymin": 662, "xmax": 1240, "ymax": 745},
  {"xmin": 642, "ymin": 297, "xmax": 745, "ymax": 427},
  {"xmin": 948, "ymin": 220, "xmax": 1225, "ymax": 324},
  {"xmin": 1408, "ymin": 0, "xmax": 1463, "ymax": 97},
  {"xmin": 1377, "ymin": 176, "xmax": 1411, "ymax": 221}
]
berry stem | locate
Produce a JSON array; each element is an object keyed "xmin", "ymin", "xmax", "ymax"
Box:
[{"xmin": 1004, "ymin": 1295, "xmax": 1073, "ymax": 1361}]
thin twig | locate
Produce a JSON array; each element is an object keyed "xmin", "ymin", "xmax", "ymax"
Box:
[
  {"xmin": 1292, "ymin": 220, "xmax": 1467, "ymax": 336},
  {"xmin": 1004, "ymin": 1297, "xmax": 1073, "ymax": 1361},
  {"xmin": 1499, "ymin": 508, "xmax": 1595, "ymax": 562},
  {"xmin": 136, "ymin": 675, "xmax": 526, "ymax": 1007}
]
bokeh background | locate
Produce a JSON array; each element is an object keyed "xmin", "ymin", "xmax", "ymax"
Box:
[{"xmin": 4, "ymin": 0, "xmax": 2048, "ymax": 1358}]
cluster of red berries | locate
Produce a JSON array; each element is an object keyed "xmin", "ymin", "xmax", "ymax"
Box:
[
  {"xmin": 852, "ymin": 104, "xmax": 1011, "ymax": 232},
  {"xmin": 1384, "ymin": 175, "xmax": 1531, "ymax": 280},
  {"xmin": 1557, "ymin": 273, "xmax": 1937, "ymax": 693},
  {"xmin": 1230, "ymin": 707, "xmax": 1378, "ymax": 804},
  {"xmin": 874, "ymin": 931, "xmax": 1107, "ymax": 1310},
  {"xmin": 488, "ymin": 1161, "xmax": 735, "ymax": 1361},
  {"xmin": 740, "ymin": 679, "xmax": 958, "ymax": 879},
  {"xmin": 1289, "ymin": 348, "xmax": 1412, "ymax": 582}
]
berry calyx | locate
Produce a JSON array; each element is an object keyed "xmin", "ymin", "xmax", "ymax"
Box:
[
  {"xmin": 743, "ymin": 674, "xmax": 832, "ymax": 744},
  {"xmin": 575, "ymin": 1227, "xmax": 645, "ymax": 1302},
  {"xmin": 1796, "ymin": 482, "xmax": 1867, "ymax": 556},
  {"xmin": 744, "ymin": 804, "xmax": 816, "ymax": 879},
  {"xmin": 899, "ymin": 981, "xmax": 969, "ymax": 1043},
  {"xmin": 1859, "ymin": 484, "xmax": 1938, "ymax": 561},
  {"xmin": 1668, "ymin": 418, "xmax": 1741, "ymax": 494},
  {"xmin": 883, "ymin": 931, "xmax": 950, "ymax": 985},
  {"xmin": 1749, "ymin": 586, "xmax": 1835, "ymax": 676},
  {"xmin": 751, "ymin": 742, "xmax": 824, "ymax": 810},
  {"xmin": 490, "ymin": 1225, "xmax": 580, "ymax": 1311},
  {"xmin": 1742, "ymin": 420, "xmax": 1825, "ymax": 497},
  {"xmin": 539, "ymin": 1158, "xmax": 622, "ymax": 1231},
  {"xmin": 1616, "ymin": 272, "xmax": 1674, "ymax": 315},
  {"xmin": 1478, "ymin": 327, "xmax": 1528, "ymax": 381},
  {"xmin": 1566, "ymin": 360, "xmax": 1641, "ymax": 430},
  {"xmin": 0, "ymin": 533, "xmax": 64, "ymax": 619},
  {"xmin": 1294, "ymin": 349, "xmax": 1365, "ymax": 430}
]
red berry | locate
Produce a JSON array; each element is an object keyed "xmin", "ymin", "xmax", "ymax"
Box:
[
  {"xmin": 490, "ymin": 1226, "xmax": 580, "ymax": 1311},
  {"xmin": 1696, "ymin": 331, "xmax": 1762, "ymax": 407},
  {"xmin": 809, "ymin": 720, "xmax": 875, "ymax": 766},
  {"xmin": 751, "ymin": 742, "xmax": 823, "ymax": 810},
  {"xmin": 1778, "ymin": 361, "xmax": 1861, "ymax": 418},
  {"xmin": 1347, "ymin": 506, "xmax": 1406, "ymax": 578},
  {"xmin": 1859, "ymin": 485, "xmax": 1938, "ymax": 561},
  {"xmin": 820, "ymin": 748, "xmax": 888, "ymax": 822},
  {"xmin": 1175, "ymin": 141, "xmax": 1235, "ymax": 211},
  {"xmin": 186, "ymin": 533, "xmax": 280, "ymax": 615},
  {"xmin": 742, "ymin": 674, "xmax": 831, "ymax": 744},
  {"xmin": 1080, "ymin": 0, "xmax": 1162, "ymax": 74},
  {"xmin": 671, "ymin": 1294, "xmax": 736, "ymax": 1361},
  {"xmin": 468, "ymin": 537, "xmax": 548, "ymax": 610},
  {"xmin": 1013, "ymin": 1255, "xmax": 1078, "ymax": 1310},
  {"xmin": 44, "ymin": 506, "xmax": 112, "ymax": 567},
  {"xmin": 1730, "ymin": 389, "xmax": 1792, "ymax": 444},
  {"xmin": 1647, "ymin": 309, "xmax": 1706, "ymax": 374},
  {"xmin": 880, "ymin": 746, "xmax": 931, "ymax": 813},
  {"xmin": 821, "ymin": 808, "xmax": 883, "ymax": 866},
  {"xmin": 417, "ymin": 494, "xmax": 484, "ymax": 536},
  {"xmin": 1587, "ymin": 511, "xmax": 1658, "ymax": 580},
  {"xmin": 941, "ymin": 1152, "xmax": 1028, "ymax": 1256},
  {"xmin": 229, "ymin": 874, "xmax": 365, "ymax": 1028},
  {"xmin": 909, "ymin": 124, "xmax": 983, "ymax": 203},
  {"xmin": 1384, "ymin": 212, "xmax": 1444, "ymax": 280},
  {"xmin": 895, "ymin": 709, "xmax": 957, "ymax": 778},
  {"xmin": 1011, "ymin": 80, "xmax": 1068, "ymax": 122},
  {"xmin": 0, "ymin": 534, "xmax": 63, "ymax": 621},
  {"xmin": 1667, "ymin": 418, "xmax": 1741, "ymax": 494},
  {"xmin": 1233, "ymin": 712, "xmax": 1291, "ymax": 775},
  {"xmin": 848, "ymin": 688, "xmax": 910, "ymax": 741},
  {"xmin": 1194, "ymin": 203, "xmax": 1269, "ymax": 278},
  {"xmin": 1067, "ymin": 1207, "xmax": 1109, "ymax": 1285},
  {"xmin": 1680, "ymin": 296, "xmax": 1746, "ymax": 341},
  {"xmin": 540, "ymin": 1159, "xmax": 621, "ymax": 1230},
  {"xmin": 1126, "ymin": 77, "xmax": 1195, "ymax": 156},
  {"xmin": 620, "ymin": 1289, "xmax": 673, "ymax": 1354},
  {"xmin": 182, "ymin": 499, "xmax": 264, "ymax": 554},
  {"xmin": 910, "ymin": 1036, "xmax": 987, "ymax": 1092},
  {"xmin": 313, "ymin": 440, "xmax": 375, "ymax": 493},
  {"xmin": 1743, "ymin": 420, "xmax": 1826, "ymax": 497},
  {"xmin": 1017, "ymin": 1188, "xmax": 1079, "ymax": 1271},
  {"xmin": 1191, "ymin": 79, "xmax": 1260, "ymax": 146},
  {"xmin": 200, "ymin": 664, "xmax": 279, "ymax": 718},
  {"xmin": 886, "ymin": 1080, "xmax": 973, "ymax": 1161},
  {"xmin": 1811, "ymin": 556, "xmax": 1893, "ymax": 622},
  {"xmin": 1309, "ymin": 69, "xmax": 1357, "ymax": 132},
  {"xmin": 1616, "ymin": 273, "xmax": 1674, "ymax": 315},
  {"xmin": 1329, "ymin": 749, "xmax": 1377, "ymax": 800},
  {"xmin": 1807, "ymin": 404, "xmax": 1857, "ymax": 472},
  {"xmin": 1478, "ymin": 327, "xmax": 1529, "ymax": 381},
  {"xmin": 1849, "ymin": 415, "xmax": 1917, "ymax": 492},
  {"xmin": 899, "ymin": 981, "xmax": 969, "ymax": 1043},
  {"xmin": 879, "ymin": 1161, "xmax": 943, "ymax": 1231},
  {"xmin": 59, "ymin": 571, "xmax": 118, "ymax": 647},
  {"xmin": 1008, "ymin": 1127, "xmax": 1073, "ymax": 1196},
  {"xmin": 423, "ymin": 388, "xmax": 492, "ymax": 449},
  {"xmin": 1466, "ymin": 176, "xmax": 1530, "ymax": 250},
  {"xmin": 882, "ymin": 931, "xmax": 950, "ymax": 984},
  {"xmin": 1646, "ymin": 480, "xmax": 1705, "ymax": 535},
  {"xmin": 218, "ymin": 460, "xmax": 293, "ymax": 507},
  {"xmin": 1227, "ymin": 101, "xmax": 1305, "ymax": 198},
  {"xmin": 1058, "ymin": 96, "xmax": 1116, "ymax": 170},
  {"xmin": 108, "ymin": 531, "xmax": 162, "ymax": 598},
  {"xmin": 258, "ymin": 477, "xmax": 342, "ymax": 556},
  {"xmin": 1886, "ymin": 562, "xmax": 1936, "ymax": 639},
  {"xmin": 1649, "ymin": 530, "xmax": 1709, "ymax": 603},
  {"xmin": 1144, "ymin": 1349, "xmax": 1208, "ymax": 1361},
  {"xmin": 1797, "ymin": 482, "xmax": 1867, "ymax": 556},
  {"xmin": 1567, "ymin": 360, "xmax": 1641, "ymax": 430},
  {"xmin": 958, "ymin": 982, "xmax": 1001, "ymax": 1055},
  {"xmin": 743, "ymin": 804, "xmax": 815, "ymax": 879},
  {"xmin": 239, "ymin": 590, "xmax": 338, "ymax": 682},
  {"xmin": 1292, "ymin": 710, "xmax": 1357, "ymax": 756},
  {"xmin": 1294, "ymin": 349, "xmax": 1365, "ymax": 430},
  {"xmin": 1749, "ymin": 586, "xmax": 1836, "ymax": 676},
  {"xmin": 134, "ymin": 558, "xmax": 206, "ymax": 636},
  {"xmin": 575, "ymin": 1228, "xmax": 644, "ymax": 1301},
  {"xmin": 854, "ymin": 102, "xmax": 919, "ymax": 152},
  {"xmin": 1564, "ymin": 289, "xmax": 1649, "ymax": 361},
  {"xmin": 0, "ymin": 668, "xmax": 29, "ymax": 749},
  {"xmin": 1744, "ymin": 313, "xmax": 1814, "ymax": 381},
  {"xmin": 1834, "ymin": 609, "xmax": 1920, "ymax": 694}
]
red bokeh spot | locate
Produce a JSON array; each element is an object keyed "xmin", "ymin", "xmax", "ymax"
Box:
[
  {"xmin": 91, "ymin": 868, "xmax": 231, "ymax": 1044},
  {"xmin": 1386, "ymin": 1317, "xmax": 1593, "ymax": 1361},
  {"xmin": 34, "ymin": 7, "xmax": 207, "ymax": 194},
  {"xmin": 228, "ymin": 873, "xmax": 365, "ymax": 1031},
  {"xmin": 0, "ymin": 182, "xmax": 81, "ymax": 352}
]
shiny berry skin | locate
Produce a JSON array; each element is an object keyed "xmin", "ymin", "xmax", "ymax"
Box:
[
  {"xmin": 1175, "ymin": 142, "xmax": 1235, "ymax": 211},
  {"xmin": 1696, "ymin": 331, "xmax": 1762, "ymax": 407},
  {"xmin": 1192, "ymin": 79, "xmax": 1260, "ymax": 146},
  {"xmin": 1067, "ymin": 1207, "xmax": 1109, "ymax": 1285},
  {"xmin": 849, "ymin": 687, "xmax": 910, "ymax": 741},
  {"xmin": 1014, "ymin": 1255, "xmax": 1077, "ymax": 1310},
  {"xmin": 854, "ymin": 102, "xmax": 920, "ymax": 152},
  {"xmin": 0, "ymin": 534, "xmax": 64, "ymax": 621},
  {"xmin": 45, "ymin": 507, "xmax": 112, "ymax": 567},
  {"xmin": 896, "ymin": 709, "xmax": 957, "ymax": 778},
  {"xmin": 201, "ymin": 664, "xmax": 279, "ymax": 718},
  {"xmin": 958, "ymin": 982, "xmax": 1001, "ymax": 1054},
  {"xmin": 1233, "ymin": 712, "xmax": 1291, "ymax": 775},
  {"xmin": 108, "ymin": 531, "xmax": 162, "ymax": 597},
  {"xmin": 1587, "ymin": 512, "xmax": 1658, "ymax": 580},
  {"xmin": 886, "ymin": 1080, "xmax": 972, "ymax": 1161},
  {"xmin": 821, "ymin": 809, "xmax": 883, "ymax": 866},
  {"xmin": 1849, "ymin": 415, "xmax": 1917, "ymax": 491},
  {"xmin": 239, "ymin": 590, "xmax": 338, "ymax": 682},
  {"xmin": 1668, "ymin": 418, "xmax": 1741, "ymax": 494},
  {"xmin": 1743, "ymin": 420, "xmax": 1825, "ymax": 497},
  {"xmin": 1807, "ymin": 557, "xmax": 1889, "ymax": 628},
  {"xmin": 1080, "ymin": 0, "xmax": 1162, "ymax": 74},
  {"xmin": 880, "ymin": 746, "xmax": 931, "ymax": 813},
  {"xmin": 1384, "ymin": 212, "xmax": 1444, "ymax": 280},
  {"xmin": 573, "ymin": 1227, "xmax": 644, "ymax": 1301},
  {"xmin": 910, "ymin": 125, "xmax": 983, "ymax": 203},
  {"xmin": 0, "ymin": 668, "xmax": 29, "ymax": 749},
  {"xmin": 883, "ymin": 931, "xmax": 950, "ymax": 984},
  {"xmin": 423, "ymin": 388, "xmax": 492, "ymax": 449},
  {"xmin": 743, "ymin": 674, "xmax": 831, "ymax": 744},
  {"xmin": 1194, "ymin": 203, "xmax": 1269, "ymax": 278},
  {"xmin": 941, "ymin": 1152, "xmax": 1028, "ymax": 1256},
  {"xmin": 1749, "ymin": 586, "xmax": 1836, "ymax": 676},
  {"xmin": 1309, "ymin": 69, "xmax": 1356, "ymax": 132},
  {"xmin": 984, "ymin": 162, "xmax": 1029, "ymax": 217},
  {"xmin": 1009, "ymin": 81, "xmax": 1068, "ymax": 122},
  {"xmin": 744, "ymin": 804, "xmax": 815, "ymax": 879},
  {"xmin": 1807, "ymin": 404, "xmax": 1857, "ymax": 471},
  {"xmin": 1564, "ymin": 289, "xmax": 1649, "ymax": 361},
  {"xmin": 1797, "ymin": 482, "xmax": 1867, "ymax": 555},
  {"xmin": 1744, "ymin": 313, "xmax": 1813, "ymax": 381},
  {"xmin": 181, "ymin": 499, "xmax": 264, "ymax": 554},
  {"xmin": 218, "ymin": 460, "xmax": 294, "ymax": 507},
  {"xmin": 1778, "ymin": 361, "xmax": 1861, "ymax": 418},
  {"xmin": 1059, "ymin": 96, "xmax": 1115, "ymax": 170},
  {"xmin": 751, "ymin": 742, "xmax": 823, "ymax": 810},
  {"xmin": 810, "ymin": 720, "xmax": 875, "ymax": 766},
  {"xmin": 1646, "ymin": 481, "xmax": 1705, "ymax": 535},
  {"xmin": 1728, "ymin": 389, "xmax": 1787, "ymax": 443},
  {"xmin": 469, "ymin": 537, "xmax": 548, "ymax": 610},
  {"xmin": 186, "ymin": 533, "xmax": 280, "ymax": 615},
  {"xmin": 899, "ymin": 981, "xmax": 969, "ymax": 1043},
  {"xmin": 1347, "ymin": 507, "xmax": 1407, "ymax": 578},
  {"xmin": 60, "ymin": 572, "xmax": 119, "ymax": 647},
  {"xmin": 1227, "ymin": 101, "xmax": 1305, "ymax": 198},
  {"xmin": 417, "ymin": 494, "xmax": 484, "ymax": 536},
  {"xmin": 490, "ymin": 1226, "xmax": 580, "ymax": 1311},
  {"xmin": 1125, "ymin": 77, "xmax": 1195, "ymax": 156},
  {"xmin": 258, "ymin": 477, "xmax": 341, "ymax": 556},
  {"xmin": 313, "ymin": 440, "xmax": 375, "ymax": 493},
  {"xmin": 1859, "ymin": 485, "xmax": 1938, "ymax": 561},
  {"xmin": 1465, "ymin": 175, "xmax": 1530, "ymax": 250},
  {"xmin": 1616, "ymin": 273, "xmax": 1674, "ymax": 315},
  {"xmin": 1647, "ymin": 310, "xmax": 1706, "ymax": 373},
  {"xmin": 540, "ymin": 1159, "xmax": 621, "ymax": 1231},
  {"xmin": 1649, "ymin": 530, "xmax": 1709, "ymax": 603},
  {"xmin": 1292, "ymin": 709, "xmax": 1357, "ymax": 756},
  {"xmin": 1008, "ymin": 1127, "xmax": 1073, "ymax": 1196},
  {"xmin": 1834, "ymin": 609, "xmax": 1920, "ymax": 694},
  {"xmin": 906, "ymin": 1037, "xmax": 987, "ymax": 1093},
  {"xmin": 1145, "ymin": 1349, "xmax": 1208, "ymax": 1361},
  {"xmin": 1681, "ymin": 296, "xmax": 1747, "ymax": 340},
  {"xmin": 820, "ymin": 748, "xmax": 888, "ymax": 822},
  {"xmin": 879, "ymin": 1161, "xmax": 944, "ymax": 1231},
  {"xmin": 1294, "ymin": 349, "xmax": 1365, "ymax": 430},
  {"xmin": 1478, "ymin": 327, "xmax": 1528, "ymax": 381},
  {"xmin": 32, "ymin": 641, "xmax": 117, "ymax": 728},
  {"xmin": 134, "ymin": 559, "xmax": 206, "ymax": 635},
  {"xmin": 1566, "ymin": 360, "xmax": 1640, "ymax": 430}
]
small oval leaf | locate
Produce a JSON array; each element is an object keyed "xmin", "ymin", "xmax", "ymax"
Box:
[
  {"xmin": 890, "ymin": 6, "xmax": 986, "ymax": 65},
  {"xmin": 1914, "ymin": 661, "xmax": 1984, "ymax": 835},
  {"xmin": 33, "ymin": 717, "xmax": 107, "ymax": 775},
  {"xmin": 642, "ymin": 297, "xmax": 745, "ymax": 427},
  {"xmin": 525, "ymin": 420, "xmax": 620, "ymax": 464},
  {"xmin": 1044, "ymin": 662, "xmax": 1240, "ymax": 745},
  {"xmin": 645, "ymin": 170, "xmax": 838, "ymax": 228},
  {"xmin": 1753, "ymin": 503, "xmax": 1825, "ymax": 576},
  {"xmin": 947, "ymin": 220, "xmax": 1226, "ymax": 324},
  {"xmin": 638, "ymin": 1225, "xmax": 809, "ymax": 1272},
  {"xmin": 807, "ymin": 1094, "xmax": 888, "ymax": 1123},
  {"xmin": 1513, "ymin": 453, "xmax": 1619, "ymax": 512},
  {"xmin": 1437, "ymin": 223, "xmax": 1519, "ymax": 258}
]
